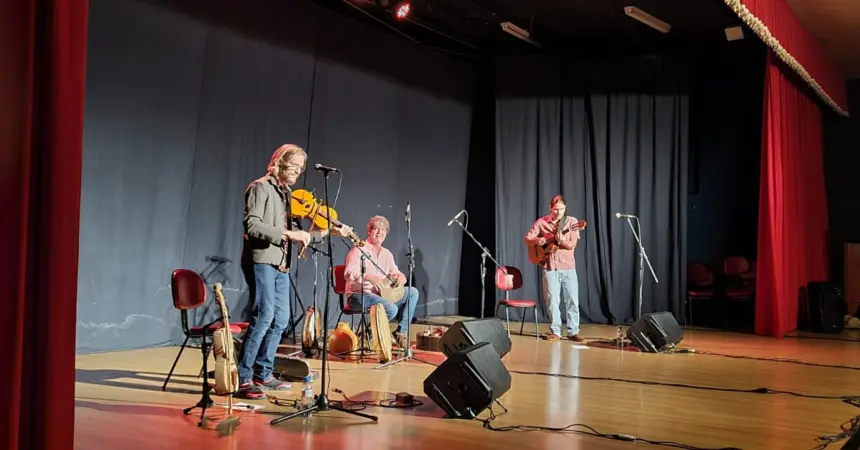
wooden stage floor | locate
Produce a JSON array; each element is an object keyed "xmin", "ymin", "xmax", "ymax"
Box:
[{"xmin": 74, "ymin": 323, "xmax": 860, "ymax": 450}]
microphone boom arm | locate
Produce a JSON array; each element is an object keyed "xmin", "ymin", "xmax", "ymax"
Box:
[
  {"xmin": 623, "ymin": 216, "xmax": 658, "ymax": 320},
  {"xmin": 451, "ymin": 215, "xmax": 500, "ymax": 319}
]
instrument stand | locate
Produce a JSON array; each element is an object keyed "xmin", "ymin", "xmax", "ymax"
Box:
[
  {"xmin": 183, "ymin": 323, "xmax": 216, "ymax": 427},
  {"xmin": 376, "ymin": 203, "xmax": 435, "ymax": 369},
  {"xmin": 453, "ymin": 216, "xmax": 500, "ymax": 320},
  {"xmin": 284, "ymin": 244, "xmax": 328, "ymax": 359},
  {"xmin": 623, "ymin": 217, "xmax": 659, "ymax": 319},
  {"xmin": 270, "ymin": 169, "xmax": 378, "ymax": 426}
]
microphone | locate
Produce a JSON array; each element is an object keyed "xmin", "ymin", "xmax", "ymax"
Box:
[
  {"xmin": 405, "ymin": 202, "xmax": 410, "ymax": 222},
  {"xmin": 447, "ymin": 210, "xmax": 466, "ymax": 226},
  {"xmin": 615, "ymin": 212, "xmax": 637, "ymax": 219},
  {"xmin": 314, "ymin": 163, "xmax": 340, "ymax": 173}
]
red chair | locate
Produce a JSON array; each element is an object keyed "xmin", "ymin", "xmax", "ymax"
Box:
[
  {"xmin": 332, "ymin": 265, "xmax": 374, "ymax": 357},
  {"xmin": 494, "ymin": 266, "xmax": 539, "ymax": 338},
  {"xmin": 686, "ymin": 262, "xmax": 716, "ymax": 325},
  {"xmin": 333, "ymin": 265, "xmax": 368, "ymax": 328},
  {"xmin": 162, "ymin": 269, "xmax": 247, "ymax": 391},
  {"xmin": 723, "ymin": 256, "xmax": 755, "ymax": 301}
]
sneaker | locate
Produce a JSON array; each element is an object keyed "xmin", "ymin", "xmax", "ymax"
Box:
[
  {"xmin": 545, "ymin": 333, "xmax": 561, "ymax": 341},
  {"xmin": 235, "ymin": 382, "xmax": 266, "ymax": 400},
  {"xmin": 254, "ymin": 376, "xmax": 292, "ymax": 391},
  {"xmin": 567, "ymin": 334, "xmax": 586, "ymax": 342},
  {"xmin": 392, "ymin": 332, "xmax": 408, "ymax": 349}
]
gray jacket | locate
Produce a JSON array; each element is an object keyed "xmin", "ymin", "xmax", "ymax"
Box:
[{"xmin": 242, "ymin": 176, "xmax": 294, "ymax": 270}]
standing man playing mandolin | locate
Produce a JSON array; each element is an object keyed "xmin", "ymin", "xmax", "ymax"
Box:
[
  {"xmin": 237, "ymin": 144, "xmax": 351, "ymax": 400},
  {"xmin": 524, "ymin": 195, "xmax": 585, "ymax": 342},
  {"xmin": 344, "ymin": 215, "xmax": 419, "ymax": 349}
]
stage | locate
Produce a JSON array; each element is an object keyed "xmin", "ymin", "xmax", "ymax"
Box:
[{"xmin": 74, "ymin": 322, "xmax": 859, "ymax": 450}]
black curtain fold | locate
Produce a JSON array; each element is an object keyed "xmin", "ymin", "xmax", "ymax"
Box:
[{"xmin": 494, "ymin": 55, "xmax": 689, "ymax": 325}]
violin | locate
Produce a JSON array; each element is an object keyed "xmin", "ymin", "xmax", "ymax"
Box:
[{"xmin": 289, "ymin": 189, "xmax": 364, "ymax": 257}]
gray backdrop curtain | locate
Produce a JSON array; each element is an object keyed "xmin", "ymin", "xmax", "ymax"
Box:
[
  {"xmin": 77, "ymin": 0, "xmax": 474, "ymax": 353},
  {"xmin": 494, "ymin": 56, "xmax": 688, "ymax": 325}
]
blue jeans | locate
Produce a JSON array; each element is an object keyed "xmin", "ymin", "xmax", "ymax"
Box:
[
  {"xmin": 348, "ymin": 286, "xmax": 419, "ymax": 332},
  {"xmin": 542, "ymin": 269, "xmax": 580, "ymax": 336},
  {"xmin": 238, "ymin": 263, "xmax": 290, "ymax": 383}
]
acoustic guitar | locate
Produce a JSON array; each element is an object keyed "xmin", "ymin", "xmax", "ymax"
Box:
[
  {"xmin": 212, "ymin": 283, "xmax": 239, "ymax": 415},
  {"xmin": 527, "ymin": 219, "xmax": 587, "ymax": 265}
]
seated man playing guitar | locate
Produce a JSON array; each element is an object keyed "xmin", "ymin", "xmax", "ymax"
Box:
[
  {"xmin": 344, "ymin": 215, "xmax": 419, "ymax": 349},
  {"xmin": 524, "ymin": 195, "xmax": 585, "ymax": 342}
]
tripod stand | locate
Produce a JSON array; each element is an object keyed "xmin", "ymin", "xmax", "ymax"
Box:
[
  {"xmin": 284, "ymin": 243, "xmax": 328, "ymax": 359},
  {"xmin": 328, "ymin": 250, "xmax": 376, "ymax": 362},
  {"xmin": 183, "ymin": 319, "xmax": 221, "ymax": 426},
  {"xmin": 449, "ymin": 210, "xmax": 500, "ymax": 319},
  {"xmin": 270, "ymin": 166, "xmax": 378, "ymax": 426},
  {"xmin": 376, "ymin": 202, "xmax": 434, "ymax": 369}
]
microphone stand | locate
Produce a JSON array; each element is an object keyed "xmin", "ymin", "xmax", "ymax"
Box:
[
  {"xmin": 451, "ymin": 213, "xmax": 500, "ymax": 319},
  {"xmin": 376, "ymin": 203, "xmax": 434, "ymax": 369},
  {"xmin": 270, "ymin": 168, "xmax": 378, "ymax": 426},
  {"xmin": 623, "ymin": 216, "xmax": 658, "ymax": 319}
]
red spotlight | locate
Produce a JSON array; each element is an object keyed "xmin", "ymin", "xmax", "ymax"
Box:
[{"xmin": 393, "ymin": 1, "xmax": 410, "ymax": 20}]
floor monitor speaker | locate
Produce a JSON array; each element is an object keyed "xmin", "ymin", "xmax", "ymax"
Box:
[
  {"xmin": 805, "ymin": 281, "xmax": 847, "ymax": 334},
  {"xmin": 423, "ymin": 342, "xmax": 511, "ymax": 419},
  {"xmin": 440, "ymin": 318, "xmax": 512, "ymax": 358},
  {"xmin": 626, "ymin": 311, "xmax": 684, "ymax": 353}
]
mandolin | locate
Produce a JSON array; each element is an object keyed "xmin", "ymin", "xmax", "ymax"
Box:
[
  {"xmin": 301, "ymin": 305, "xmax": 323, "ymax": 357},
  {"xmin": 212, "ymin": 283, "xmax": 239, "ymax": 414},
  {"xmin": 527, "ymin": 219, "xmax": 587, "ymax": 265}
]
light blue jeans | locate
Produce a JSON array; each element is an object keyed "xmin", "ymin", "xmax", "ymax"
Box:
[
  {"xmin": 542, "ymin": 269, "xmax": 580, "ymax": 336},
  {"xmin": 348, "ymin": 286, "xmax": 419, "ymax": 333}
]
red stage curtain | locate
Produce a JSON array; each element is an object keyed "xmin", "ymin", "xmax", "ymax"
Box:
[
  {"xmin": 755, "ymin": 51, "xmax": 829, "ymax": 338},
  {"xmin": 733, "ymin": 0, "xmax": 848, "ymax": 114},
  {"xmin": 0, "ymin": 1, "xmax": 88, "ymax": 449}
]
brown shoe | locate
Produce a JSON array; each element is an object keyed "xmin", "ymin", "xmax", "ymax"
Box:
[
  {"xmin": 567, "ymin": 334, "xmax": 586, "ymax": 342},
  {"xmin": 545, "ymin": 333, "xmax": 561, "ymax": 341},
  {"xmin": 392, "ymin": 332, "xmax": 409, "ymax": 349}
]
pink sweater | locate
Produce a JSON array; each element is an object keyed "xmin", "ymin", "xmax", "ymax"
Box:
[
  {"xmin": 525, "ymin": 216, "xmax": 580, "ymax": 271},
  {"xmin": 344, "ymin": 244, "xmax": 402, "ymax": 295}
]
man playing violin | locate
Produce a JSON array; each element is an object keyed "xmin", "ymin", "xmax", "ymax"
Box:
[
  {"xmin": 344, "ymin": 215, "xmax": 419, "ymax": 349},
  {"xmin": 524, "ymin": 195, "xmax": 585, "ymax": 342},
  {"xmin": 237, "ymin": 144, "xmax": 352, "ymax": 400}
]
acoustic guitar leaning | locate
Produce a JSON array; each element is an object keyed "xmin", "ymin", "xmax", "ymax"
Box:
[
  {"xmin": 527, "ymin": 219, "xmax": 587, "ymax": 265},
  {"xmin": 212, "ymin": 283, "xmax": 239, "ymax": 415}
]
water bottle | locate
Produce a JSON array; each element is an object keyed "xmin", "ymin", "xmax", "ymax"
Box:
[
  {"xmin": 301, "ymin": 376, "xmax": 314, "ymax": 418},
  {"xmin": 616, "ymin": 326, "xmax": 624, "ymax": 348}
]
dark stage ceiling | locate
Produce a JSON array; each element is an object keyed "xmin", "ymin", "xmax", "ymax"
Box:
[{"xmin": 312, "ymin": 0, "xmax": 752, "ymax": 59}]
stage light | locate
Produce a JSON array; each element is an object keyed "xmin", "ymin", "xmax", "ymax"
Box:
[
  {"xmin": 623, "ymin": 6, "xmax": 671, "ymax": 34},
  {"xmin": 393, "ymin": 1, "xmax": 410, "ymax": 20}
]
